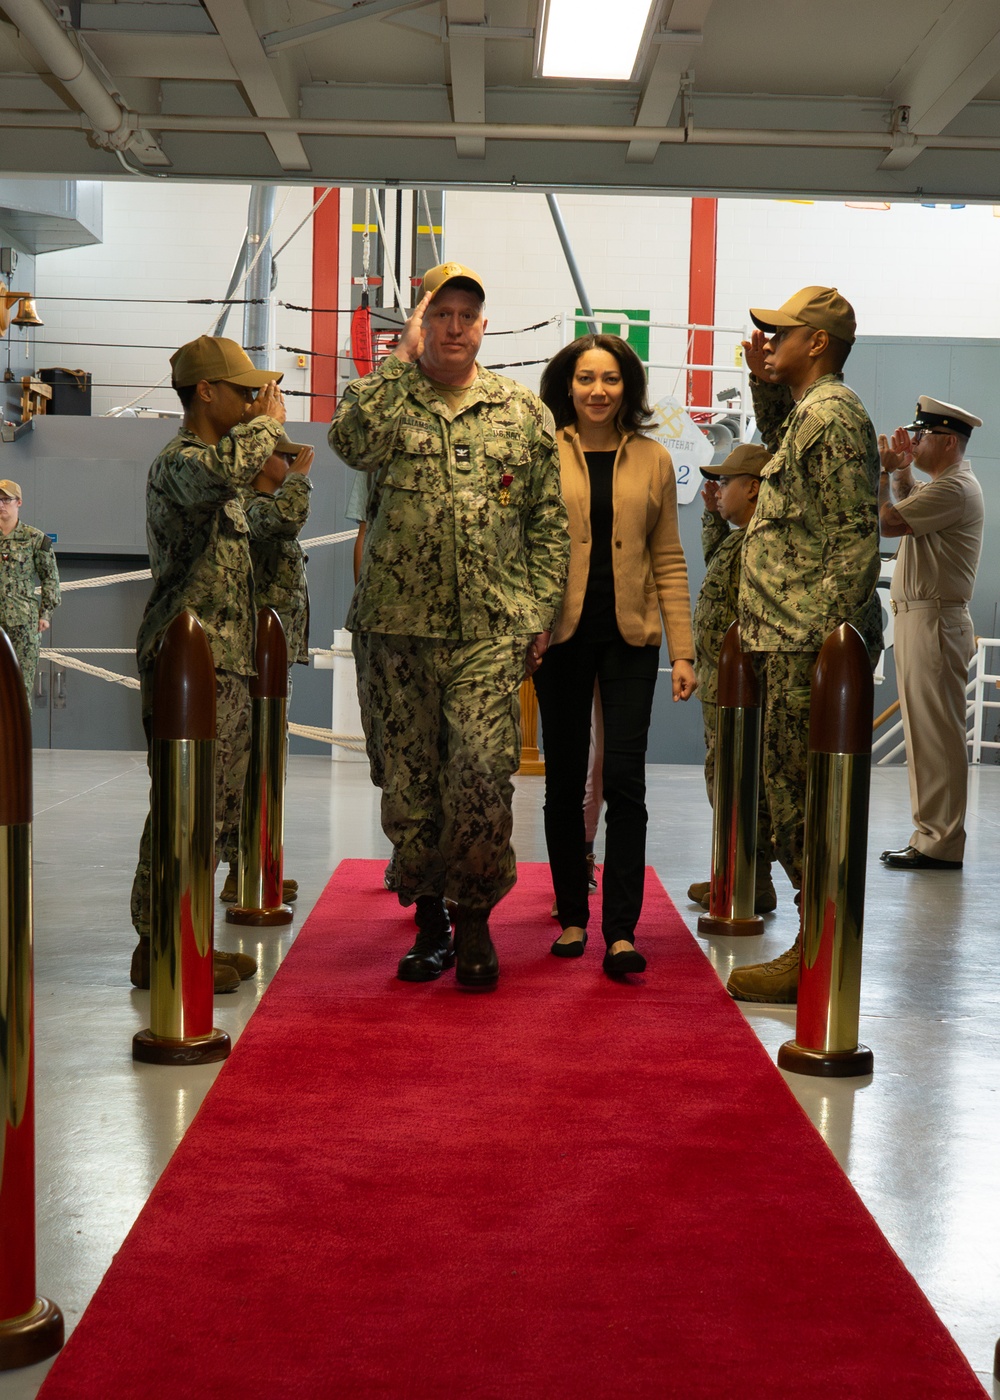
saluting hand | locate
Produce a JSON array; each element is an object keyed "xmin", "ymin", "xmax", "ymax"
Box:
[
  {"xmin": 740, "ymin": 329, "xmax": 769, "ymax": 380},
  {"xmin": 878, "ymin": 427, "xmax": 913, "ymax": 474},
  {"xmin": 253, "ymin": 380, "xmax": 287, "ymax": 425},
  {"xmin": 289, "ymin": 445, "xmax": 315, "ymax": 476},
  {"xmin": 396, "ymin": 291, "xmax": 433, "ymax": 365},
  {"xmin": 701, "ymin": 480, "xmax": 721, "ymax": 513}
]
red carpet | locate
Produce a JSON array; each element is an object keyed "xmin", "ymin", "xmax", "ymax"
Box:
[{"xmin": 39, "ymin": 862, "xmax": 983, "ymax": 1399}]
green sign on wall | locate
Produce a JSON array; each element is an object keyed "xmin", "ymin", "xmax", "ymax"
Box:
[{"xmin": 574, "ymin": 309, "xmax": 650, "ymax": 362}]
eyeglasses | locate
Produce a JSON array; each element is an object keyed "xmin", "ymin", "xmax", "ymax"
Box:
[
  {"xmin": 0, "ymin": 497, "xmax": 17, "ymax": 506},
  {"xmin": 912, "ymin": 427, "xmax": 951, "ymax": 442}
]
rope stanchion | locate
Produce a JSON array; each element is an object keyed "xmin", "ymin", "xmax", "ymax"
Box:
[
  {"xmin": 227, "ymin": 609, "xmax": 293, "ymax": 927},
  {"xmin": 698, "ymin": 622, "xmax": 764, "ymax": 938},
  {"xmin": 777, "ymin": 624, "xmax": 874, "ymax": 1080},
  {"xmin": 0, "ymin": 628, "xmax": 64, "ymax": 1371},
  {"xmin": 133, "ymin": 611, "xmax": 231, "ymax": 1067}
]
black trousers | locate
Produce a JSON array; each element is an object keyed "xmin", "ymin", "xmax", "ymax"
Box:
[{"xmin": 533, "ymin": 629, "xmax": 659, "ymax": 946}]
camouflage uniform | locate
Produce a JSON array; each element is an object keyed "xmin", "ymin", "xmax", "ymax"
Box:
[
  {"xmin": 130, "ymin": 415, "xmax": 282, "ymax": 939},
  {"xmin": 329, "ymin": 352, "xmax": 569, "ymax": 911},
  {"xmin": 243, "ymin": 473, "xmax": 312, "ymax": 666},
  {"xmin": 214, "ymin": 473, "xmax": 312, "ymax": 866},
  {"xmin": 739, "ymin": 374, "xmax": 881, "ymax": 888},
  {"xmin": 0, "ymin": 521, "xmax": 60, "ymax": 707},
  {"xmin": 693, "ymin": 510, "xmax": 773, "ymax": 877}
]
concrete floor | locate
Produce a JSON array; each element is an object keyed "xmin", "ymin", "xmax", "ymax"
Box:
[{"xmin": 3, "ymin": 750, "xmax": 999, "ymax": 1397}]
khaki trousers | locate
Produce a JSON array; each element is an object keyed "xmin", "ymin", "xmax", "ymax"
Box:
[{"xmin": 893, "ymin": 603, "xmax": 975, "ymax": 863}]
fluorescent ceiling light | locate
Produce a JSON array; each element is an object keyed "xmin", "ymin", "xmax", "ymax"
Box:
[{"xmin": 535, "ymin": 0, "xmax": 658, "ymax": 82}]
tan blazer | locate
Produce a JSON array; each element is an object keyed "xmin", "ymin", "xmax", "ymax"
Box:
[{"xmin": 550, "ymin": 425, "xmax": 695, "ymax": 660}]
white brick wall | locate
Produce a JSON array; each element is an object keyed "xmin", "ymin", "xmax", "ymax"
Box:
[{"xmin": 32, "ymin": 182, "xmax": 1000, "ymax": 419}]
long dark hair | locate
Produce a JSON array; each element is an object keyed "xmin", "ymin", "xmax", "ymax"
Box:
[{"xmin": 539, "ymin": 333, "xmax": 653, "ymax": 436}]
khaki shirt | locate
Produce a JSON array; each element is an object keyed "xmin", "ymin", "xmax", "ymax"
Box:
[
  {"xmin": 740, "ymin": 374, "xmax": 882, "ymax": 655},
  {"xmin": 330, "ymin": 354, "xmax": 569, "ymax": 640},
  {"xmin": 243, "ymin": 473, "xmax": 312, "ymax": 665},
  {"xmin": 137, "ymin": 415, "xmax": 282, "ymax": 675},
  {"xmin": 693, "ymin": 512, "xmax": 745, "ymax": 707},
  {"xmin": 0, "ymin": 521, "xmax": 60, "ymax": 628},
  {"xmin": 890, "ymin": 462, "xmax": 984, "ymax": 605}
]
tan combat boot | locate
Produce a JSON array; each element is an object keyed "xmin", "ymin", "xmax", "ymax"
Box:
[
  {"xmin": 130, "ymin": 938, "xmax": 252, "ymax": 994},
  {"xmin": 726, "ymin": 941, "xmax": 800, "ymax": 1004}
]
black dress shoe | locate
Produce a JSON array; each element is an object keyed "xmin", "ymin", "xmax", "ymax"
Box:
[
  {"xmin": 550, "ymin": 931, "xmax": 587, "ymax": 959},
  {"xmin": 454, "ymin": 912, "xmax": 499, "ymax": 988},
  {"xmin": 602, "ymin": 946, "xmax": 646, "ymax": 977},
  {"xmin": 880, "ymin": 845, "xmax": 963, "ymax": 870},
  {"xmin": 397, "ymin": 897, "xmax": 455, "ymax": 982}
]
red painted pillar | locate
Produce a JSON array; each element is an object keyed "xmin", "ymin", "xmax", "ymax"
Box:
[
  {"xmin": 311, "ymin": 187, "xmax": 340, "ymax": 422},
  {"xmin": 687, "ymin": 197, "xmax": 718, "ymax": 413}
]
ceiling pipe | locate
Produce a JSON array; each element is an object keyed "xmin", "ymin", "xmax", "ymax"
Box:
[
  {"xmin": 1, "ymin": 0, "xmax": 135, "ymax": 149},
  {"xmin": 3, "ymin": 108, "xmax": 1000, "ymax": 155}
]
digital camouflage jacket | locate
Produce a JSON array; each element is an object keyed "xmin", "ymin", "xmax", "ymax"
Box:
[
  {"xmin": 137, "ymin": 415, "xmax": 282, "ymax": 675},
  {"xmin": 739, "ymin": 374, "xmax": 882, "ymax": 655},
  {"xmin": 243, "ymin": 473, "xmax": 312, "ymax": 665},
  {"xmin": 330, "ymin": 355, "xmax": 569, "ymax": 640},
  {"xmin": 693, "ymin": 510, "xmax": 745, "ymax": 707},
  {"xmin": 0, "ymin": 521, "xmax": 60, "ymax": 628}
]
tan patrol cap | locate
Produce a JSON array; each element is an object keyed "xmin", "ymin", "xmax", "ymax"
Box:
[
  {"xmin": 0, "ymin": 479, "xmax": 22, "ymax": 500},
  {"xmin": 749, "ymin": 286, "xmax": 856, "ymax": 345},
  {"xmin": 906, "ymin": 395, "xmax": 982, "ymax": 438},
  {"xmin": 421, "ymin": 261, "xmax": 485, "ymax": 301},
  {"xmin": 170, "ymin": 335, "xmax": 283, "ymax": 388},
  {"xmin": 700, "ymin": 444, "xmax": 771, "ymax": 481},
  {"xmin": 273, "ymin": 434, "xmax": 311, "ymax": 456}
]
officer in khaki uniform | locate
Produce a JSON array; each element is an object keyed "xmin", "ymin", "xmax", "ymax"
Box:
[
  {"xmin": 687, "ymin": 443, "xmax": 776, "ymax": 915},
  {"xmin": 726, "ymin": 287, "xmax": 882, "ymax": 1005},
  {"xmin": 130, "ymin": 336, "xmax": 286, "ymax": 995},
  {"xmin": 0, "ymin": 478, "xmax": 60, "ymax": 706},
  {"xmin": 877, "ymin": 396, "xmax": 984, "ymax": 869},
  {"xmin": 330, "ymin": 261, "xmax": 569, "ymax": 989}
]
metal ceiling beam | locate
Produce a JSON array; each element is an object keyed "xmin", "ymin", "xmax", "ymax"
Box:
[
  {"xmin": 262, "ymin": 0, "xmax": 437, "ymax": 56},
  {"xmin": 10, "ymin": 108, "xmax": 1000, "ymax": 154},
  {"xmin": 200, "ymin": 0, "xmax": 310, "ymax": 170},
  {"xmin": 881, "ymin": 0, "xmax": 1000, "ymax": 171},
  {"xmin": 83, "ymin": 32, "xmax": 236, "ymax": 82},
  {"xmin": 627, "ymin": 0, "xmax": 713, "ymax": 163},
  {"xmin": 446, "ymin": 0, "xmax": 485, "ymax": 159}
]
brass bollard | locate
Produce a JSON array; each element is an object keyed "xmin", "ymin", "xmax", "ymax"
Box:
[
  {"xmin": 133, "ymin": 611, "xmax": 231, "ymax": 1067},
  {"xmin": 0, "ymin": 628, "xmax": 64, "ymax": 1371},
  {"xmin": 227, "ymin": 608, "xmax": 292, "ymax": 927},
  {"xmin": 778, "ymin": 624, "xmax": 874, "ymax": 1079},
  {"xmin": 698, "ymin": 621, "xmax": 764, "ymax": 937}
]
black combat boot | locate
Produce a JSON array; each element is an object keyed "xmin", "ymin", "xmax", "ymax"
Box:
[
  {"xmin": 396, "ymin": 896, "xmax": 455, "ymax": 982},
  {"xmin": 453, "ymin": 907, "xmax": 499, "ymax": 988}
]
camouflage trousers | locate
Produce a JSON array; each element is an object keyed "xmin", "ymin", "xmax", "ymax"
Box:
[
  {"xmin": 130, "ymin": 668, "xmax": 251, "ymax": 939},
  {"xmin": 700, "ymin": 697, "xmax": 775, "ymax": 880},
  {"xmin": 353, "ymin": 631, "xmax": 525, "ymax": 912},
  {"xmin": 751, "ymin": 652, "xmax": 817, "ymax": 892},
  {"xmin": 2, "ymin": 621, "xmax": 40, "ymax": 710}
]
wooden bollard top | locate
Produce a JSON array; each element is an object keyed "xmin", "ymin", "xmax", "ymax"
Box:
[
  {"xmin": 809, "ymin": 623, "xmax": 873, "ymax": 756},
  {"xmin": 0, "ymin": 627, "xmax": 32, "ymax": 824},
  {"xmin": 717, "ymin": 621, "xmax": 759, "ymax": 708},
  {"xmin": 152, "ymin": 610, "xmax": 217, "ymax": 741},
  {"xmin": 251, "ymin": 607, "xmax": 288, "ymax": 700}
]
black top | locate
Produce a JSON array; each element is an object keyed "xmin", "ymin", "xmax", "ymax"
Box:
[{"xmin": 578, "ymin": 450, "xmax": 617, "ymax": 641}]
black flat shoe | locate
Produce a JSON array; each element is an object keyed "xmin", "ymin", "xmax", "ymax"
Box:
[
  {"xmin": 550, "ymin": 932, "xmax": 587, "ymax": 959},
  {"xmin": 880, "ymin": 845, "xmax": 962, "ymax": 870},
  {"xmin": 602, "ymin": 947, "xmax": 646, "ymax": 977}
]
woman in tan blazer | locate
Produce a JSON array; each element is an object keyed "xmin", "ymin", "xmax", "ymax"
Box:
[{"xmin": 534, "ymin": 334, "xmax": 697, "ymax": 976}]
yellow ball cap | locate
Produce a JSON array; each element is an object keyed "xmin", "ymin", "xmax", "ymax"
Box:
[
  {"xmin": 421, "ymin": 262, "xmax": 485, "ymax": 301},
  {"xmin": 0, "ymin": 479, "xmax": 22, "ymax": 500}
]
